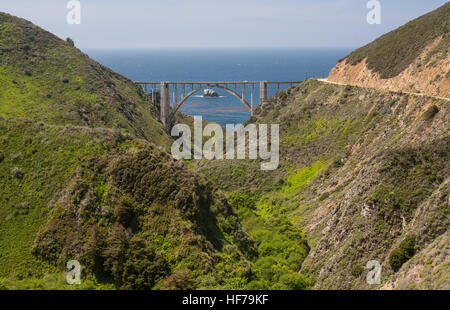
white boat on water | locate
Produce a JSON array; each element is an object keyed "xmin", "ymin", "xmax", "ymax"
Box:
[{"xmin": 203, "ymin": 89, "xmax": 219, "ymax": 97}]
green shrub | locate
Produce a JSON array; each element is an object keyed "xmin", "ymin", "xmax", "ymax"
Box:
[
  {"xmin": 121, "ymin": 237, "xmax": 170, "ymax": 290},
  {"xmin": 389, "ymin": 236, "xmax": 417, "ymax": 272},
  {"xmin": 66, "ymin": 37, "xmax": 75, "ymax": 47},
  {"xmin": 318, "ymin": 192, "xmax": 329, "ymax": 201},
  {"xmin": 228, "ymin": 190, "xmax": 310, "ymax": 289},
  {"xmin": 423, "ymin": 105, "xmax": 439, "ymax": 120},
  {"xmin": 229, "ymin": 191, "xmax": 256, "ymax": 211},
  {"xmin": 276, "ymin": 273, "xmax": 309, "ymax": 290},
  {"xmin": 351, "ymin": 265, "xmax": 363, "ymax": 277},
  {"xmin": 251, "ymin": 256, "xmax": 278, "ymax": 282},
  {"xmin": 332, "ymin": 159, "xmax": 343, "ymax": 168},
  {"xmin": 0, "ymin": 280, "xmax": 7, "ymax": 290},
  {"xmin": 279, "ymin": 91, "xmax": 288, "ymax": 100},
  {"xmin": 161, "ymin": 269, "xmax": 198, "ymax": 290}
]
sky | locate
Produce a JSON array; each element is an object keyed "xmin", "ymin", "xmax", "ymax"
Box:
[{"xmin": 0, "ymin": 0, "xmax": 447, "ymax": 48}]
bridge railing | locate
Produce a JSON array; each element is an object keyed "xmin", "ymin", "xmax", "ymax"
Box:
[
  {"xmin": 134, "ymin": 80, "xmax": 304, "ymax": 128},
  {"xmin": 134, "ymin": 81, "xmax": 303, "ymax": 84}
]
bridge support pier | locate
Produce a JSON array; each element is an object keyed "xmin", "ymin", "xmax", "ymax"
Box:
[
  {"xmin": 135, "ymin": 80, "xmax": 302, "ymax": 129},
  {"xmin": 160, "ymin": 82, "xmax": 170, "ymax": 128},
  {"xmin": 251, "ymin": 84, "xmax": 255, "ymax": 115},
  {"xmin": 259, "ymin": 81, "xmax": 267, "ymax": 105}
]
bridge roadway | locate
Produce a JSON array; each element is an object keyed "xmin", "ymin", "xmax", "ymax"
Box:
[{"xmin": 135, "ymin": 81, "xmax": 302, "ymax": 128}]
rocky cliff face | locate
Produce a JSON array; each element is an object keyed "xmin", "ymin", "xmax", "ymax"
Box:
[
  {"xmin": 328, "ymin": 3, "xmax": 449, "ymax": 99},
  {"xmin": 328, "ymin": 38, "xmax": 449, "ymax": 98}
]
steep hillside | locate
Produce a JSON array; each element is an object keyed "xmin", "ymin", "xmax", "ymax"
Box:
[
  {"xmin": 0, "ymin": 12, "xmax": 171, "ymax": 147},
  {"xmin": 0, "ymin": 117, "xmax": 256, "ymax": 289},
  {"xmin": 1, "ymin": 7, "xmax": 449, "ymax": 291},
  {"xmin": 195, "ymin": 6, "xmax": 450, "ymax": 289},
  {"xmin": 328, "ymin": 3, "xmax": 449, "ymax": 98},
  {"xmin": 0, "ymin": 13, "xmax": 256, "ymax": 289},
  {"xmin": 197, "ymin": 79, "xmax": 449, "ymax": 289}
]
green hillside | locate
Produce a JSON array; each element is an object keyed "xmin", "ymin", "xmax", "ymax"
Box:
[
  {"xmin": 197, "ymin": 79, "xmax": 449, "ymax": 289},
  {"xmin": 0, "ymin": 117, "xmax": 258, "ymax": 289},
  {"xmin": 345, "ymin": 2, "xmax": 449, "ymax": 78},
  {"xmin": 0, "ymin": 12, "xmax": 256, "ymax": 289},
  {"xmin": 0, "ymin": 12, "xmax": 170, "ymax": 147},
  {"xmin": 1, "ymin": 6, "xmax": 449, "ymax": 290}
]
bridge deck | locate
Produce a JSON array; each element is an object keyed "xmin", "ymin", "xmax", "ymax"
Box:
[
  {"xmin": 136, "ymin": 80, "xmax": 304, "ymax": 128},
  {"xmin": 135, "ymin": 81, "xmax": 303, "ymax": 85}
]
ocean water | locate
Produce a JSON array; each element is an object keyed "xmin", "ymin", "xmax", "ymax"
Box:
[{"xmin": 84, "ymin": 48, "xmax": 352, "ymax": 126}]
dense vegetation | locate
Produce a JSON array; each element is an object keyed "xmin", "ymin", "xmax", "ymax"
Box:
[
  {"xmin": 228, "ymin": 191, "xmax": 310, "ymax": 289},
  {"xmin": 345, "ymin": 3, "xmax": 449, "ymax": 78},
  {"xmin": 0, "ymin": 12, "xmax": 170, "ymax": 147},
  {"xmin": 0, "ymin": 12, "xmax": 256, "ymax": 289},
  {"xmin": 389, "ymin": 236, "xmax": 417, "ymax": 272},
  {"xmin": 1, "ymin": 6, "xmax": 449, "ymax": 290},
  {"xmin": 0, "ymin": 117, "xmax": 258, "ymax": 289},
  {"xmin": 197, "ymin": 78, "xmax": 449, "ymax": 289}
]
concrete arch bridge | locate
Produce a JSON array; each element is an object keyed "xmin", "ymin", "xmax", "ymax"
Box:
[{"xmin": 135, "ymin": 81, "xmax": 302, "ymax": 128}]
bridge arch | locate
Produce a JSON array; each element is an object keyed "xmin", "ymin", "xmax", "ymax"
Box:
[
  {"xmin": 136, "ymin": 80, "xmax": 303, "ymax": 129},
  {"xmin": 169, "ymin": 85, "xmax": 251, "ymax": 122}
]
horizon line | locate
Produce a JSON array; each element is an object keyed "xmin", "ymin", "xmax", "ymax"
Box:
[{"xmin": 80, "ymin": 46, "xmax": 357, "ymax": 50}]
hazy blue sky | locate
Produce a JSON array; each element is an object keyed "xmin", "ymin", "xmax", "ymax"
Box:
[{"xmin": 0, "ymin": 0, "xmax": 447, "ymax": 48}]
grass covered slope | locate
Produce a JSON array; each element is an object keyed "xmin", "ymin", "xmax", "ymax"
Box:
[
  {"xmin": 328, "ymin": 3, "xmax": 449, "ymax": 98},
  {"xmin": 346, "ymin": 3, "xmax": 449, "ymax": 79},
  {"xmin": 0, "ymin": 13, "xmax": 257, "ymax": 289},
  {"xmin": 0, "ymin": 117, "xmax": 255, "ymax": 289},
  {"xmin": 197, "ymin": 79, "xmax": 449, "ymax": 289},
  {"xmin": 0, "ymin": 12, "xmax": 171, "ymax": 147}
]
